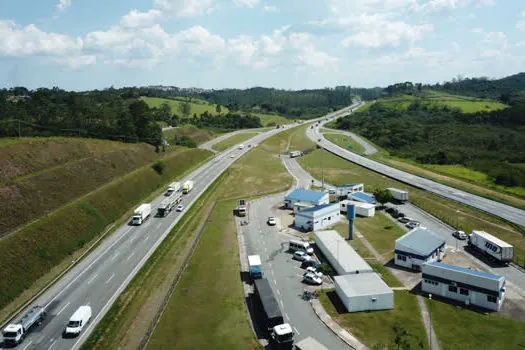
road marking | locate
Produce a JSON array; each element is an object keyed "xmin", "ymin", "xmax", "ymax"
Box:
[
  {"xmin": 126, "ymin": 252, "xmax": 135, "ymax": 262},
  {"xmin": 87, "ymin": 274, "xmax": 98, "ymax": 285},
  {"xmin": 130, "ymin": 237, "xmax": 136, "ymax": 244},
  {"xmin": 56, "ymin": 302, "xmax": 70, "ymax": 316},
  {"xmin": 48, "ymin": 340, "xmax": 57, "ymax": 350},
  {"xmin": 144, "ymin": 235, "xmax": 150, "ymax": 242},
  {"xmin": 105, "ymin": 273, "xmax": 115, "ymax": 284},
  {"xmin": 156, "ymin": 222, "xmax": 162, "ymax": 229},
  {"xmin": 293, "ymin": 327, "xmax": 300, "ymax": 336},
  {"xmin": 276, "ymin": 289, "xmax": 281, "ymax": 295},
  {"xmin": 273, "ymin": 278, "xmax": 277, "ymax": 285},
  {"xmin": 110, "ymin": 252, "xmax": 120, "ymax": 261},
  {"xmin": 279, "ymin": 299, "xmax": 284, "ymax": 308},
  {"xmin": 22, "ymin": 340, "xmax": 33, "ymax": 350},
  {"xmin": 284, "ymin": 313, "xmax": 290, "ymax": 321}
]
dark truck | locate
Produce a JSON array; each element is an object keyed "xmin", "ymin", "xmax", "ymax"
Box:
[{"xmin": 254, "ymin": 279, "xmax": 294, "ymax": 346}]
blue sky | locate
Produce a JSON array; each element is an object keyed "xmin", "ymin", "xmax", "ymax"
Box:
[{"xmin": 0, "ymin": 0, "xmax": 524, "ymax": 90}]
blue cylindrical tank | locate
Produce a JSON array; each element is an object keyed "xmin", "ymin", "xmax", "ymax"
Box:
[{"xmin": 348, "ymin": 205, "xmax": 355, "ymax": 240}]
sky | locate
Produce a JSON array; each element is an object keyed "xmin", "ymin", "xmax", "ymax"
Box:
[{"xmin": 0, "ymin": 0, "xmax": 524, "ymax": 90}]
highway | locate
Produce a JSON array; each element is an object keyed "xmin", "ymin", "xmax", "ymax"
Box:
[
  {"xmin": 0, "ymin": 125, "xmax": 298, "ymax": 350},
  {"xmin": 307, "ymin": 107, "xmax": 525, "ymax": 227}
]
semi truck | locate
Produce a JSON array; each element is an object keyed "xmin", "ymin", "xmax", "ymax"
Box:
[
  {"xmin": 157, "ymin": 192, "xmax": 182, "ymax": 217},
  {"xmin": 468, "ymin": 230, "xmax": 514, "ymax": 264},
  {"xmin": 290, "ymin": 151, "xmax": 303, "ymax": 158},
  {"xmin": 294, "ymin": 337, "xmax": 329, "ymax": 350},
  {"xmin": 237, "ymin": 198, "xmax": 247, "ymax": 217},
  {"xmin": 2, "ymin": 305, "xmax": 46, "ymax": 346},
  {"xmin": 248, "ymin": 255, "xmax": 263, "ymax": 279},
  {"xmin": 132, "ymin": 203, "xmax": 151, "ymax": 225},
  {"xmin": 387, "ymin": 188, "xmax": 409, "ymax": 202},
  {"xmin": 254, "ymin": 278, "xmax": 294, "ymax": 346},
  {"xmin": 166, "ymin": 182, "xmax": 181, "ymax": 196},
  {"xmin": 182, "ymin": 180, "xmax": 194, "ymax": 194}
]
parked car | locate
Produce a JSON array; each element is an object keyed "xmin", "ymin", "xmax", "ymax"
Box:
[
  {"xmin": 303, "ymin": 272, "xmax": 323, "ymax": 285},
  {"xmin": 267, "ymin": 217, "xmax": 276, "ymax": 226},
  {"xmin": 406, "ymin": 221, "xmax": 420, "ymax": 229},
  {"xmin": 398, "ymin": 217, "xmax": 411, "ymax": 223},
  {"xmin": 329, "ymin": 189, "xmax": 336, "ymax": 195},
  {"xmin": 301, "ymin": 260, "xmax": 321, "ymax": 269},
  {"xmin": 176, "ymin": 205, "xmax": 184, "ymax": 212},
  {"xmin": 293, "ymin": 251, "xmax": 311, "ymax": 262},
  {"xmin": 305, "ymin": 266, "xmax": 323, "ymax": 278},
  {"xmin": 452, "ymin": 230, "xmax": 467, "ymax": 240}
]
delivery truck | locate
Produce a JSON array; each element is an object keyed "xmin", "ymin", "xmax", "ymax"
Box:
[
  {"xmin": 157, "ymin": 192, "xmax": 182, "ymax": 217},
  {"xmin": 254, "ymin": 278, "xmax": 294, "ymax": 346},
  {"xmin": 468, "ymin": 230, "xmax": 513, "ymax": 264},
  {"xmin": 248, "ymin": 255, "xmax": 263, "ymax": 279},
  {"xmin": 166, "ymin": 182, "xmax": 181, "ymax": 196},
  {"xmin": 387, "ymin": 188, "xmax": 409, "ymax": 202},
  {"xmin": 132, "ymin": 203, "xmax": 151, "ymax": 225},
  {"xmin": 182, "ymin": 180, "xmax": 194, "ymax": 194},
  {"xmin": 2, "ymin": 305, "xmax": 46, "ymax": 345},
  {"xmin": 290, "ymin": 151, "xmax": 303, "ymax": 158}
]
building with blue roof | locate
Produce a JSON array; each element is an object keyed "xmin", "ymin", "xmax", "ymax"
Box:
[
  {"xmin": 349, "ymin": 191, "xmax": 376, "ymax": 204},
  {"xmin": 422, "ymin": 262, "xmax": 506, "ymax": 312},
  {"xmin": 284, "ymin": 189, "xmax": 329, "ymax": 209},
  {"xmin": 395, "ymin": 228, "xmax": 445, "ymax": 271},
  {"xmin": 294, "ymin": 203, "xmax": 340, "ymax": 232},
  {"xmin": 335, "ymin": 183, "xmax": 364, "ymax": 197}
]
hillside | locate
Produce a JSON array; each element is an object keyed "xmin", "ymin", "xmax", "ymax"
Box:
[
  {"xmin": 141, "ymin": 96, "xmax": 228, "ymax": 116},
  {"xmin": 0, "ymin": 137, "xmax": 174, "ymax": 238}
]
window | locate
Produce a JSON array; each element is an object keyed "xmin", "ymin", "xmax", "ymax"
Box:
[
  {"xmin": 397, "ymin": 254, "xmax": 407, "ymax": 261},
  {"xmin": 460, "ymin": 288, "xmax": 469, "ymax": 296},
  {"xmin": 448, "ymin": 286, "xmax": 457, "ymax": 293},
  {"xmin": 487, "ymin": 295, "xmax": 497, "ymax": 303},
  {"xmin": 424, "ymin": 279, "xmax": 438, "ymax": 286}
]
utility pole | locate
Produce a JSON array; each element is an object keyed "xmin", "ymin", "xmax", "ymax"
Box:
[
  {"xmin": 429, "ymin": 294, "xmax": 433, "ymax": 350},
  {"xmin": 321, "ymin": 144, "xmax": 325, "ymax": 191},
  {"xmin": 18, "ymin": 120, "xmax": 21, "ymax": 138}
]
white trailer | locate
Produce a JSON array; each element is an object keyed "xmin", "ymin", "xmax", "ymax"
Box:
[
  {"xmin": 132, "ymin": 203, "xmax": 151, "ymax": 225},
  {"xmin": 166, "ymin": 181, "xmax": 181, "ymax": 196},
  {"xmin": 468, "ymin": 230, "xmax": 513, "ymax": 264},
  {"xmin": 339, "ymin": 200, "xmax": 375, "ymax": 217},
  {"xmin": 182, "ymin": 180, "xmax": 194, "ymax": 194},
  {"xmin": 290, "ymin": 151, "xmax": 303, "ymax": 158},
  {"xmin": 387, "ymin": 188, "xmax": 409, "ymax": 202}
]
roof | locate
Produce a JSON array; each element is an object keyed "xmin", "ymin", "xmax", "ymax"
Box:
[
  {"xmin": 273, "ymin": 323, "xmax": 293, "ymax": 335},
  {"xmin": 300, "ymin": 203, "xmax": 339, "ymax": 214},
  {"xmin": 335, "ymin": 273, "xmax": 393, "ymax": 297},
  {"xmin": 425, "ymin": 262, "xmax": 503, "ymax": 281},
  {"xmin": 285, "ymin": 189, "xmax": 327, "ymax": 203},
  {"xmin": 338, "ymin": 183, "xmax": 363, "ymax": 189},
  {"xmin": 471, "ymin": 230, "xmax": 513, "ymax": 248},
  {"xmin": 349, "ymin": 192, "xmax": 376, "ymax": 204},
  {"xmin": 254, "ymin": 279, "xmax": 281, "ymax": 319},
  {"xmin": 396, "ymin": 228, "xmax": 445, "ymax": 257},
  {"xmin": 341, "ymin": 200, "xmax": 375, "ymax": 209},
  {"xmin": 248, "ymin": 255, "xmax": 262, "ymax": 266}
]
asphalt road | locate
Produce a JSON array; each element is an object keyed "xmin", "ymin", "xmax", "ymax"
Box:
[
  {"xmin": 243, "ymin": 195, "xmax": 349, "ymax": 350},
  {"xmin": 307, "ymin": 107, "xmax": 525, "ymax": 227},
  {"xmin": 0, "ymin": 125, "xmax": 298, "ymax": 350}
]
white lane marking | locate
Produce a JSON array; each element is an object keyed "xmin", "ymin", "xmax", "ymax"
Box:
[
  {"xmin": 130, "ymin": 237, "xmax": 136, "ymax": 244},
  {"xmin": 110, "ymin": 252, "xmax": 120, "ymax": 261},
  {"xmin": 284, "ymin": 313, "xmax": 290, "ymax": 322},
  {"xmin": 144, "ymin": 235, "xmax": 150, "ymax": 242},
  {"xmin": 126, "ymin": 252, "xmax": 135, "ymax": 262},
  {"xmin": 273, "ymin": 279, "xmax": 277, "ymax": 284},
  {"xmin": 294, "ymin": 327, "xmax": 300, "ymax": 336},
  {"xmin": 48, "ymin": 340, "xmax": 57, "ymax": 350},
  {"xmin": 22, "ymin": 340, "xmax": 33, "ymax": 350},
  {"xmin": 156, "ymin": 222, "xmax": 162, "ymax": 229},
  {"xmin": 279, "ymin": 299, "xmax": 284, "ymax": 308},
  {"xmin": 87, "ymin": 274, "xmax": 98, "ymax": 285},
  {"xmin": 56, "ymin": 302, "xmax": 70, "ymax": 316},
  {"xmin": 105, "ymin": 273, "xmax": 115, "ymax": 284},
  {"xmin": 276, "ymin": 289, "xmax": 281, "ymax": 295}
]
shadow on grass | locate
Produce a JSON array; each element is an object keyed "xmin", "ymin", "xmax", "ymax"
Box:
[{"xmin": 325, "ymin": 291, "xmax": 348, "ymax": 315}]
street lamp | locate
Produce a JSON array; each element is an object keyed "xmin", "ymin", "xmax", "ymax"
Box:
[{"xmin": 429, "ymin": 293, "xmax": 432, "ymax": 350}]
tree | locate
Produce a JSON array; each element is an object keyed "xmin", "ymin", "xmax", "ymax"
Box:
[
  {"xmin": 374, "ymin": 188, "xmax": 393, "ymax": 206},
  {"xmin": 160, "ymin": 103, "xmax": 172, "ymax": 123},
  {"xmin": 178, "ymin": 102, "xmax": 191, "ymax": 118},
  {"xmin": 215, "ymin": 104, "xmax": 222, "ymax": 115}
]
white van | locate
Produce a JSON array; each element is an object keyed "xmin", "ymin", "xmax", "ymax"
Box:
[
  {"xmin": 289, "ymin": 240, "xmax": 314, "ymax": 255},
  {"xmin": 64, "ymin": 305, "xmax": 92, "ymax": 337}
]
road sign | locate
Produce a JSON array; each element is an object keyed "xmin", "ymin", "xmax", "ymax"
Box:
[{"xmin": 347, "ymin": 145, "xmax": 353, "ymax": 149}]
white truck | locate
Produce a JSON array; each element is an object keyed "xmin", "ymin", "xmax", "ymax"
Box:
[
  {"xmin": 182, "ymin": 180, "xmax": 194, "ymax": 194},
  {"xmin": 290, "ymin": 151, "xmax": 303, "ymax": 158},
  {"xmin": 387, "ymin": 188, "xmax": 409, "ymax": 202},
  {"xmin": 2, "ymin": 305, "xmax": 46, "ymax": 346},
  {"xmin": 248, "ymin": 255, "xmax": 263, "ymax": 279},
  {"xmin": 468, "ymin": 230, "xmax": 513, "ymax": 264},
  {"xmin": 132, "ymin": 203, "xmax": 151, "ymax": 225},
  {"xmin": 166, "ymin": 181, "xmax": 181, "ymax": 196},
  {"xmin": 157, "ymin": 192, "xmax": 182, "ymax": 217}
]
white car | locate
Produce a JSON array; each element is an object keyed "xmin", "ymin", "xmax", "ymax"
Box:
[
  {"xmin": 303, "ymin": 272, "xmax": 323, "ymax": 285},
  {"xmin": 453, "ymin": 230, "xmax": 468, "ymax": 240},
  {"xmin": 293, "ymin": 251, "xmax": 311, "ymax": 262},
  {"xmin": 305, "ymin": 266, "xmax": 323, "ymax": 278},
  {"xmin": 406, "ymin": 221, "xmax": 420, "ymax": 229},
  {"xmin": 230, "ymin": 154, "xmax": 235, "ymax": 158},
  {"xmin": 267, "ymin": 217, "xmax": 276, "ymax": 226},
  {"xmin": 176, "ymin": 205, "xmax": 184, "ymax": 212}
]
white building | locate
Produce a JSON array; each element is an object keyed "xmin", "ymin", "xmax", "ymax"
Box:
[
  {"xmin": 422, "ymin": 262, "xmax": 506, "ymax": 312},
  {"xmin": 293, "ymin": 201, "xmax": 315, "ymax": 215},
  {"xmin": 294, "ymin": 204, "xmax": 340, "ymax": 232},
  {"xmin": 395, "ymin": 228, "xmax": 445, "ymax": 271},
  {"xmin": 340, "ymin": 200, "xmax": 375, "ymax": 217},
  {"xmin": 315, "ymin": 230, "xmax": 373, "ymax": 275},
  {"xmin": 335, "ymin": 183, "xmax": 364, "ymax": 197},
  {"xmin": 284, "ymin": 189, "xmax": 329, "ymax": 209},
  {"xmin": 334, "ymin": 273, "xmax": 394, "ymax": 312}
]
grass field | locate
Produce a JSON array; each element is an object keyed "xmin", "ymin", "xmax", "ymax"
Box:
[
  {"xmin": 426, "ymin": 297, "xmax": 525, "ymax": 350},
  {"xmin": 297, "ymin": 149, "xmax": 525, "ymax": 266},
  {"xmin": 0, "ymin": 148, "xmax": 212, "ymax": 318},
  {"xmin": 354, "ymin": 213, "xmax": 406, "ymax": 261},
  {"xmin": 320, "ymin": 290, "xmax": 428, "ymax": 349},
  {"xmin": 141, "ymin": 96, "xmax": 228, "ymax": 116},
  {"xmin": 260, "ymin": 124, "xmax": 315, "ymax": 154},
  {"xmin": 162, "ymin": 126, "xmax": 225, "ymax": 145},
  {"xmin": 323, "ymin": 133, "xmax": 366, "ymax": 155},
  {"xmin": 212, "ymin": 132, "xmax": 259, "ymax": 152},
  {"xmin": 251, "ymin": 113, "xmax": 291, "ymax": 127}
]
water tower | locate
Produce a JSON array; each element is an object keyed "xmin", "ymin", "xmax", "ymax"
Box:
[{"xmin": 347, "ymin": 204, "xmax": 356, "ymax": 240}]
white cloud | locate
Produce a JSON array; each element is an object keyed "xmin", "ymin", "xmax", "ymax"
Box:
[
  {"xmin": 55, "ymin": 55, "xmax": 97, "ymax": 68},
  {"xmin": 330, "ymin": 0, "xmax": 417, "ymax": 13},
  {"xmin": 233, "ymin": 0, "xmax": 259, "ymax": 8},
  {"xmin": 120, "ymin": 9, "xmax": 162, "ymax": 28},
  {"xmin": 263, "ymin": 5, "xmax": 278, "ymax": 12},
  {"xmin": 153, "ymin": 0, "xmax": 214, "ymax": 17},
  {"xmin": 415, "ymin": 0, "xmax": 497, "ymax": 13},
  {"xmin": 84, "ymin": 26, "xmax": 134, "ymax": 52},
  {"xmin": 517, "ymin": 12, "xmax": 525, "ymax": 31},
  {"xmin": 365, "ymin": 47, "xmax": 450, "ymax": 67},
  {"xmin": 56, "ymin": 0, "xmax": 72, "ymax": 13},
  {"xmin": 175, "ymin": 25, "xmax": 225, "ymax": 54}
]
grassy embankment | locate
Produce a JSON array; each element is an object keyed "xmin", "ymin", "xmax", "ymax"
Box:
[
  {"xmin": 141, "ymin": 96, "xmax": 229, "ymax": 116},
  {"xmin": 297, "ymin": 150, "xmax": 525, "ymax": 265},
  {"xmin": 0, "ymin": 137, "xmax": 174, "ymax": 238},
  {"xmin": 260, "ymin": 123, "xmax": 315, "ymax": 154},
  {"xmin": 212, "ymin": 132, "xmax": 260, "ymax": 152},
  {"xmin": 0, "ymin": 146, "xmax": 212, "ymax": 321},
  {"xmin": 83, "ymin": 140, "xmax": 293, "ymax": 349},
  {"xmin": 162, "ymin": 126, "xmax": 227, "ymax": 145},
  {"xmin": 323, "ymin": 133, "xmax": 366, "ymax": 155}
]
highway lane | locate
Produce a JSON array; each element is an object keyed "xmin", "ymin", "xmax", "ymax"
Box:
[
  {"xmin": 319, "ymin": 129, "xmax": 378, "ymax": 155},
  {"xmin": 0, "ymin": 125, "xmax": 295, "ymax": 350},
  {"xmin": 307, "ymin": 107, "xmax": 525, "ymax": 227}
]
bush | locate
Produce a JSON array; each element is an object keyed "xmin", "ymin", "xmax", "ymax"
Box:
[
  {"xmin": 151, "ymin": 160, "xmax": 166, "ymax": 175},
  {"xmin": 173, "ymin": 135, "xmax": 197, "ymax": 148},
  {"xmin": 318, "ymin": 263, "xmax": 335, "ymax": 276}
]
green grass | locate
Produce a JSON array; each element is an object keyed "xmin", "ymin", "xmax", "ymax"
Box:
[
  {"xmin": 297, "ymin": 149, "xmax": 525, "ymax": 266},
  {"xmin": 212, "ymin": 132, "xmax": 259, "ymax": 152},
  {"xmin": 369, "ymin": 263, "xmax": 404, "ymax": 288},
  {"xmin": 332, "ymin": 222, "xmax": 375, "ymax": 260},
  {"xmin": 260, "ymin": 124, "xmax": 315, "ymax": 154},
  {"xmin": 0, "ymin": 148, "xmax": 212, "ymax": 317},
  {"xmin": 250, "ymin": 113, "xmax": 291, "ymax": 127},
  {"xmin": 320, "ymin": 290, "xmax": 428, "ymax": 349},
  {"xmin": 426, "ymin": 297, "xmax": 525, "ymax": 350},
  {"xmin": 162, "ymin": 126, "xmax": 225, "ymax": 145},
  {"xmin": 141, "ymin": 96, "xmax": 229, "ymax": 116},
  {"xmin": 323, "ymin": 133, "xmax": 366, "ymax": 155}
]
